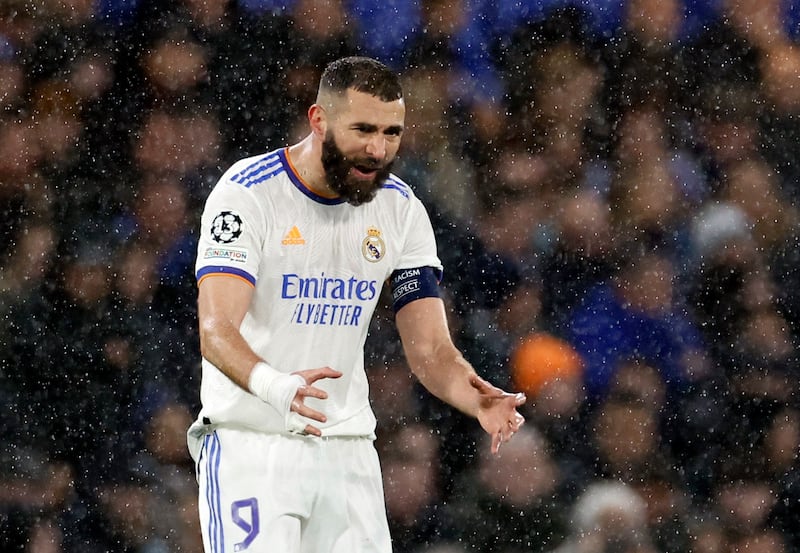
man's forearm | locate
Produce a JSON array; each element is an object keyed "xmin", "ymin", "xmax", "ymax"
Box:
[
  {"xmin": 199, "ymin": 317, "xmax": 261, "ymax": 390},
  {"xmin": 409, "ymin": 344, "xmax": 482, "ymax": 419}
]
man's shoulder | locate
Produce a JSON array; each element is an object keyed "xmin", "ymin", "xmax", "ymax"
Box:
[
  {"xmin": 378, "ymin": 173, "xmax": 417, "ymax": 202},
  {"xmin": 218, "ymin": 148, "xmax": 289, "ymax": 189}
]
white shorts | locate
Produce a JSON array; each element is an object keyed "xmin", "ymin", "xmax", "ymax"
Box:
[{"xmin": 195, "ymin": 428, "xmax": 392, "ymax": 553}]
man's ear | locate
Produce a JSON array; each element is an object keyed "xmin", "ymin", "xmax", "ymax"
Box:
[{"xmin": 308, "ymin": 104, "xmax": 327, "ymax": 140}]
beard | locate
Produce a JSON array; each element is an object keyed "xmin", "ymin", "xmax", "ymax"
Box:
[{"xmin": 321, "ymin": 132, "xmax": 393, "ymax": 206}]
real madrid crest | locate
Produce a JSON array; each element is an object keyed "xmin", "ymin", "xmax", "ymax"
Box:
[{"xmin": 362, "ymin": 227, "xmax": 385, "ymax": 263}]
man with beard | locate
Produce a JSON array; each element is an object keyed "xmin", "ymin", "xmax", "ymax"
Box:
[{"xmin": 188, "ymin": 56, "xmax": 526, "ymax": 553}]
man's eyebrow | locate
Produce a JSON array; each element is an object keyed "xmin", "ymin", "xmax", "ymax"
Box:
[
  {"xmin": 351, "ymin": 122, "xmax": 378, "ymax": 131},
  {"xmin": 350, "ymin": 123, "xmax": 404, "ymax": 134}
]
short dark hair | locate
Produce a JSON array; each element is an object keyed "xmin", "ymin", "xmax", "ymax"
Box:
[{"xmin": 318, "ymin": 56, "xmax": 403, "ymax": 102}]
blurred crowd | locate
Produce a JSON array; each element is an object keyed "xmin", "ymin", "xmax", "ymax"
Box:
[{"xmin": 1, "ymin": 0, "xmax": 799, "ymax": 551}]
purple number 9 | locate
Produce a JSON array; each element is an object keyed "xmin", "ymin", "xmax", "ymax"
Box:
[{"xmin": 231, "ymin": 498, "xmax": 259, "ymax": 551}]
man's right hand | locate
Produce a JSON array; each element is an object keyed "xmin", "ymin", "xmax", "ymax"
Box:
[{"xmin": 286, "ymin": 367, "xmax": 343, "ymax": 436}]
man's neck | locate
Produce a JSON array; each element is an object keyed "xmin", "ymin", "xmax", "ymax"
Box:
[{"xmin": 287, "ymin": 135, "xmax": 335, "ymax": 197}]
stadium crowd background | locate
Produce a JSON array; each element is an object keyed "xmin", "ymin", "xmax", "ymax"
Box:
[{"xmin": 1, "ymin": 0, "xmax": 800, "ymax": 551}]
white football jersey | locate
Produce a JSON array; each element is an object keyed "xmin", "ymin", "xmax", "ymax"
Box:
[{"xmin": 189, "ymin": 148, "xmax": 442, "ymax": 443}]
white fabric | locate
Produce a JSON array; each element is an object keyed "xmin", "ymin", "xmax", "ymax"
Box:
[{"xmin": 196, "ymin": 428, "xmax": 391, "ymax": 553}]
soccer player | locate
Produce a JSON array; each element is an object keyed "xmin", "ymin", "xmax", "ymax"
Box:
[{"xmin": 188, "ymin": 56, "xmax": 526, "ymax": 553}]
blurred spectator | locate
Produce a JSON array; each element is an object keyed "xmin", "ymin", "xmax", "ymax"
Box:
[
  {"xmin": 686, "ymin": 513, "xmax": 730, "ymax": 553},
  {"xmin": 0, "ymin": 2, "xmax": 42, "ymax": 58},
  {"xmin": 687, "ymin": 203, "xmax": 796, "ymax": 389},
  {"xmin": 30, "ymin": 81, "xmax": 85, "ymax": 177},
  {"xmin": 131, "ymin": 105, "xmax": 222, "ymax": 203},
  {"xmin": 537, "ymin": 189, "xmax": 616, "ymax": 332},
  {"xmin": 686, "ymin": 208, "xmax": 761, "ymax": 361},
  {"xmin": 679, "ymin": 0, "xmax": 772, "ymax": 198},
  {"xmin": 493, "ymin": 9, "xmax": 605, "ymax": 203},
  {"xmin": 281, "ymin": 0, "xmax": 360, "ymax": 140},
  {"xmin": 602, "ymin": 362, "xmax": 696, "ymax": 552},
  {"xmin": 425, "ymin": 206, "xmax": 521, "ymax": 321},
  {"xmin": 509, "ymin": 330, "xmax": 592, "ymax": 495},
  {"xmin": 634, "ymin": 463, "xmax": 693, "ymax": 553},
  {"xmin": 91, "ymin": 475, "xmax": 169, "ymax": 553},
  {"xmin": 134, "ymin": 0, "xmax": 294, "ymax": 158},
  {"xmin": 394, "ymin": 58, "xmax": 480, "ymax": 222},
  {"xmin": 0, "ymin": 221, "xmax": 56, "ymax": 313},
  {"xmin": 760, "ymin": 39, "xmax": 800, "ymax": 200},
  {"xmin": 607, "ymin": 357, "xmax": 668, "ymax": 412},
  {"xmin": 720, "ymin": 159, "xmax": 799, "ymax": 254},
  {"xmin": 183, "ymin": 0, "xmax": 294, "ymax": 158},
  {"xmin": 0, "ymin": 114, "xmax": 49, "ymax": 229},
  {"xmin": 22, "ymin": 0, "xmax": 115, "ymax": 91},
  {"xmin": 0, "ymin": 448, "xmax": 74, "ymax": 552},
  {"xmin": 548, "ymin": 479, "xmax": 658, "ymax": 553},
  {"xmin": 601, "ymin": 0, "xmax": 691, "ymax": 133},
  {"xmin": 111, "ymin": 174, "xmax": 200, "ymax": 401},
  {"xmin": 589, "ymin": 392, "xmax": 676, "ymax": 486},
  {"xmin": 403, "ymin": 0, "xmax": 509, "ymax": 158},
  {"xmin": 114, "ymin": 173, "xmax": 197, "ymax": 303},
  {"xmin": 444, "ymin": 425, "xmax": 568, "ymax": 553},
  {"xmin": 26, "ymin": 516, "xmax": 65, "ymax": 553},
  {"xmin": 719, "ymin": 0, "xmax": 792, "ymax": 52},
  {"xmin": 379, "ymin": 422, "xmax": 448, "ymax": 553},
  {"xmin": 728, "ymin": 529, "xmax": 787, "ymax": 553},
  {"xmin": 20, "ymin": 0, "xmax": 120, "ymax": 193},
  {"xmin": 140, "ymin": 400, "xmax": 200, "ymax": 551},
  {"xmin": 770, "ymin": 217, "xmax": 800, "ymax": 345},
  {"xmin": 107, "ymin": 240, "xmax": 199, "ymax": 416},
  {"xmin": 69, "ymin": 400, "xmax": 197, "ymax": 553},
  {"xmin": 0, "ymin": 56, "xmax": 28, "ymax": 114},
  {"xmin": 566, "ymin": 240, "xmax": 707, "ymax": 401},
  {"xmin": 1, "ymin": 231, "xmax": 153, "ymax": 553},
  {"xmin": 137, "ymin": 23, "xmax": 211, "ymax": 108},
  {"xmin": 11, "ymin": 234, "xmax": 126, "ymax": 474},
  {"xmin": 713, "ymin": 475, "xmax": 780, "ymax": 548},
  {"xmin": 607, "ymin": 105, "xmax": 706, "ymax": 250},
  {"xmin": 478, "ymin": 9, "xmax": 607, "ymax": 281},
  {"xmin": 367, "ymin": 355, "xmax": 424, "ymax": 429},
  {"xmin": 766, "ymin": 407, "xmax": 800, "ymax": 551}
]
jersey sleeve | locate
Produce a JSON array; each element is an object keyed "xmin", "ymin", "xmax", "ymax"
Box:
[
  {"xmin": 396, "ymin": 195, "xmax": 443, "ymax": 275},
  {"xmin": 195, "ymin": 178, "xmax": 266, "ymax": 287}
]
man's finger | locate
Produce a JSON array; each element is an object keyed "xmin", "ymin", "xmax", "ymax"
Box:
[
  {"xmin": 299, "ymin": 385, "xmax": 328, "ymax": 401},
  {"xmin": 306, "ymin": 367, "xmax": 343, "ymax": 383},
  {"xmin": 491, "ymin": 432, "xmax": 501, "ymax": 454},
  {"xmin": 507, "ymin": 412, "xmax": 525, "ymax": 433},
  {"xmin": 304, "ymin": 424, "xmax": 322, "ymax": 437},
  {"xmin": 297, "ymin": 404, "xmax": 327, "ymax": 423}
]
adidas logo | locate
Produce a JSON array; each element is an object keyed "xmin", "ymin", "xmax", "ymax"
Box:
[{"xmin": 281, "ymin": 226, "xmax": 306, "ymax": 245}]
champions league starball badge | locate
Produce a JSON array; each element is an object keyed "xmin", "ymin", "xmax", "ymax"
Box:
[
  {"xmin": 211, "ymin": 211, "xmax": 243, "ymax": 244},
  {"xmin": 362, "ymin": 227, "xmax": 385, "ymax": 262}
]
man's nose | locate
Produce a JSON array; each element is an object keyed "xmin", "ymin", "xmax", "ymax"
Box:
[{"xmin": 365, "ymin": 135, "xmax": 387, "ymax": 159}]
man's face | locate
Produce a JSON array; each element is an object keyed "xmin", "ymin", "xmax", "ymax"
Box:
[
  {"xmin": 321, "ymin": 89, "xmax": 405, "ymax": 206},
  {"xmin": 321, "ymin": 131, "xmax": 393, "ymax": 205}
]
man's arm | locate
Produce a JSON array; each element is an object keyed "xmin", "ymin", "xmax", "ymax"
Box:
[
  {"xmin": 197, "ymin": 275, "xmax": 260, "ymax": 389},
  {"xmin": 197, "ymin": 275, "xmax": 340, "ymax": 435},
  {"xmin": 395, "ymin": 297, "xmax": 526, "ymax": 453}
]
